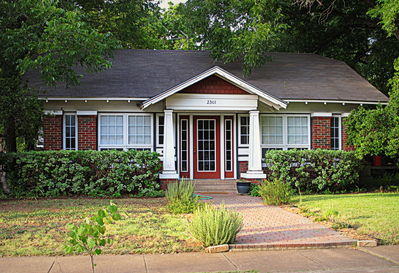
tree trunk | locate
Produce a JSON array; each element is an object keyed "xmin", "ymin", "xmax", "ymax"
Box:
[{"xmin": 5, "ymin": 116, "xmax": 17, "ymax": 152}]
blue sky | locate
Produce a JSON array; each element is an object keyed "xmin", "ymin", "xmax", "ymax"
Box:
[{"xmin": 159, "ymin": 0, "xmax": 187, "ymax": 9}]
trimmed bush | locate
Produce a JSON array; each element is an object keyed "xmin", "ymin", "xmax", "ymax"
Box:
[
  {"xmin": 265, "ymin": 149, "xmax": 361, "ymax": 193},
  {"xmin": 258, "ymin": 179, "xmax": 294, "ymax": 205},
  {"xmin": 165, "ymin": 179, "xmax": 199, "ymax": 214},
  {"xmin": 0, "ymin": 150, "xmax": 161, "ymax": 197},
  {"xmin": 189, "ymin": 204, "xmax": 243, "ymax": 247}
]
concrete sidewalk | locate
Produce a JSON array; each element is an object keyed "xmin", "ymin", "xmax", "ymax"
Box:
[{"xmin": 1, "ymin": 246, "xmax": 399, "ymax": 273}]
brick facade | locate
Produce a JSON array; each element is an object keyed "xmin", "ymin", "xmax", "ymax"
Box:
[
  {"xmin": 341, "ymin": 117, "xmax": 354, "ymax": 151},
  {"xmin": 43, "ymin": 115, "xmax": 62, "ymax": 150},
  {"xmin": 181, "ymin": 75, "xmax": 248, "ymax": 94},
  {"xmin": 239, "ymin": 161, "xmax": 248, "ymax": 175},
  {"xmin": 311, "ymin": 117, "xmax": 331, "ymax": 149},
  {"xmin": 78, "ymin": 115, "xmax": 97, "ymax": 150}
]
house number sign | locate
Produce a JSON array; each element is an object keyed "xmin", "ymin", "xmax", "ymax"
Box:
[{"xmin": 206, "ymin": 100, "xmax": 217, "ymax": 105}]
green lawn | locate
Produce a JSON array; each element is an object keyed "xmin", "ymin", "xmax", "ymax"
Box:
[
  {"xmin": 293, "ymin": 192, "xmax": 399, "ymax": 244},
  {"xmin": 0, "ymin": 198, "xmax": 201, "ymax": 256}
]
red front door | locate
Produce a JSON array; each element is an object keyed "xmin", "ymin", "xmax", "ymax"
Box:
[{"xmin": 193, "ymin": 116, "xmax": 220, "ymax": 179}]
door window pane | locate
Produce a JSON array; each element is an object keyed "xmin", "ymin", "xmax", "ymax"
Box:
[{"xmin": 198, "ymin": 119, "xmax": 216, "ymax": 171}]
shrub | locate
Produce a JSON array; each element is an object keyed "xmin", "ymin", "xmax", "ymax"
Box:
[
  {"xmin": 0, "ymin": 150, "xmax": 161, "ymax": 197},
  {"xmin": 189, "ymin": 204, "xmax": 243, "ymax": 247},
  {"xmin": 360, "ymin": 173, "xmax": 399, "ymax": 190},
  {"xmin": 249, "ymin": 183, "xmax": 260, "ymax": 197},
  {"xmin": 265, "ymin": 149, "xmax": 361, "ymax": 193},
  {"xmin": 165, "ymin": 179, "xmax": 199, "ymax": 214},
  {"xmin": 258, "ymin": 179, "xmax": 294, "ymax": 205}
]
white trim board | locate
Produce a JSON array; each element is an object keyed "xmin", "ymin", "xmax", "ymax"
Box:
[
  {"xmin": 141, "ymin": 66, "xmax": 287, "ymax": 110},
  {"xmin": 286, "ymin": 99, "xmax": 388, "ymax": 105}
]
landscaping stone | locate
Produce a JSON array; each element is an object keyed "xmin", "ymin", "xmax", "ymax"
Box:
[
  {"xmin": 357, "ymin": 240, "xmax": 378, "ymax": 247},
  {"xmin": 205, "ymin": 244, "xmax": 229, "ymax": 253}
]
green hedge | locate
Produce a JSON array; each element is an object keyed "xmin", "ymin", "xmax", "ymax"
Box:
[
  {"xmin": 0, "ymin": 150, "xmax": 161, "ymax": 197},
  {"xmin": 265, "ymin": 150, "xmax": 361, "ymax": 193}
]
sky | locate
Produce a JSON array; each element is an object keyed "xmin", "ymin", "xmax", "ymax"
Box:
[{"xmin": 159, "ymin": 0, "xmax": 187, "ymax": 9}]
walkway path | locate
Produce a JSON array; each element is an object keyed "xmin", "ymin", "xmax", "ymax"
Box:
[
  {"xmin": 204, "ymin": 194, "xmax": 356, "ymax": 248},
  {"xmin": 1, "ymin": 246, "xmax": 399, "ymax": 273}
]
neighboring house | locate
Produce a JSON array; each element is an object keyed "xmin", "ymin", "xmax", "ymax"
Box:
[{"xmin": 32, "ymin": 50, "xmax": 388, "ymax": 186}]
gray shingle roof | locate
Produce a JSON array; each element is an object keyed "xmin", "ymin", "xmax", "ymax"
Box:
[{"xmin": 29, "ymin": 49, "xmax": 388, "ymax": 102}]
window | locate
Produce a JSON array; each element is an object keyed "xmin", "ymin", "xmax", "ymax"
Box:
[
  {"xmin": 239, "ymin": 115, "xmax": 249, "ymax": 146},
  {"xmin": 128, "ymin": 115, "xmax": 152, "ymax": 145},
  {"xmin": 180, "ymin": 119, "xmax": 189, "ymax": 172},
  {"xmin": 261, "ymin": 114, "xmax": 310, "ymax": 150},
  {"xmin": 331, "ymin": 116, "xmax": 341, "ymax": 150},
  {"xmin": 100, "ymin": 115, "xmax": 123, "ymax": 146},
  {"xmin": 261, "ymin": 116, "xmax": 283, "ymax": 145},
  {"xmin": 157, "ymin": 115, "xmax": 164, "ymax": 146},
  {"xmin": 98, "ymin": 114, "xmax": 153, "ymax": 150},
  {"xmin": 287, "ymin": 116, "xmax": 308, "ymax": 145},
  {"xmin": 64, "ymin": 114, "xmax": 77, "ymax": 150},
  {"xmin": 197, "ymin": 119, "xmax": 216, "ymax": 171},
  {"xmin": 225, "ymin": 119, "xmax": 233, "ymax": 172}
]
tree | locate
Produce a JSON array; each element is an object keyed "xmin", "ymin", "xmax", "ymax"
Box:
[
  {"xmin": 346, "ymin": 0, "xmax": 399, "ymax": 161},
  {"xmin": 172, "ymin": 0, "xmax": 399, "ymax": 93},
  {"xmin": 0, "ymin": 0, "xmax": 119, "ymax": 152}
]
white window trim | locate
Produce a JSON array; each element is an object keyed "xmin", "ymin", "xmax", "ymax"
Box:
[
  {"xmin": 238, "ymin": 114, "xmax": 250, "ymax": 147},
  {"xmin": 63, "ymin": 113, "xmax": 78, "ymax": 150},
  {"xmin": 98, "ymin": 113, "xmax": 153, "ymax": 151},
  {"xmin": 331, "ymin": 114, "xmax": 342, "ymax": 150},
  {"xmin": 260, "ymin": 114, "xmax": 311, "ymax": 150},
  {"xmin": 156, "ymin": 113, "xmax": 165, "ymax": 147},
  {"xmin": 180, "ymin": 118, "xmax": 189, "ymax": 172}
]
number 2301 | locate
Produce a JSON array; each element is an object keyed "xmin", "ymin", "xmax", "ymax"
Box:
[{"xmin": 206, "ymin": 100, "xmax": 216, "ymax": 104}]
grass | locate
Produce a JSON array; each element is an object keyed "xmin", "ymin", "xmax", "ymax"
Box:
[
  {"xmin": 0, "ymin": 198, "xmax": 202, "ymax": 256},
  {"xmin": 293, "ymin": 192, "xmax": 399, "ymax": 244}
]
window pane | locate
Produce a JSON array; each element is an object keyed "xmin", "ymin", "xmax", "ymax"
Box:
[
  {"xmin": 261, "ymin": 116, "xmax": 283, "ymax": 144},
  {"xmin": 128, "ymin": 115, "xmax": 152, "ymax": 145},
  {"xmin": 240, "ymin": 116, "xmax": 249, "ymax": 145},
  {"xmin": 100, "ymin": 115, "xmax": 123, "ymax": 145},
  {"xmin": 64, "ymin": 114, "xmax": 77, "ymax": 150},
  {"xmin": 287, "ymin": 116, "xmax": 308, "ymax": 145},
  {"xmin": 331, "ymin": 116, "xmax": 340, "ymax": 150}
]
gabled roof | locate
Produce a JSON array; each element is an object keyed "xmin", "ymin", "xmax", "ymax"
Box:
[
  {"xmin": 29, "ymin": 49, "xmax": 388, "ymax": 103},
  {"xmin": 141, "ymin": 66, "xmax": 287, "ymax": 109}
]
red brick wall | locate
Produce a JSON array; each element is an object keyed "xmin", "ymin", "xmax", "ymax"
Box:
[
  {"xmin": 311, "ymin": 117, "xmax": 331, "ymax": 149},
  {"xmin": 181, "ymin": 75, "xmax": 248, "ymax": 94},
  {"xmin": 342, "ymin": 117, "xmax": 354, "ymax": 151},
  {"xmin": 239, "ymin": 161, "xmax": 248, "ymax": 174},
  {"xmin": 78, "ymin": 115, "xmax": 97, "ymax": 150},
  {"xmin": 43, "ymin": 115, "xmax": 62, "ymax": 150}
]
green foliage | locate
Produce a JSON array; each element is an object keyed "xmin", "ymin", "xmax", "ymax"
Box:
[
  {"xmin": 165, "ymin": 179, "xmax": 199, "ymax": 214},
  {"xmin": 0, "ymin": 150, "xmax": 161, "ymax": 197},
  {"xmin": 258, "ymin": 179, "xmax": 294, "ymax": 206},
  {"xmin": 249, "ymin": 183, "xmax": 260, "ymax": 197},
  {"xmin": 265, "ymin": 149, "xmax": 361, "ymax": 193},
  {"xmin": 368, "ymin": 0, "xmax": 399, "ymax": 39},
  {"xmin": 189, "ymin": 204, "xmax": 243, "ymax": 247},
  {"xmin": 65, "ymin": 202, "xmax": 122, "ymax": 273},
  {"xmin": 361, "ymin": 173, "xmax": 399, "ymax": 190}
]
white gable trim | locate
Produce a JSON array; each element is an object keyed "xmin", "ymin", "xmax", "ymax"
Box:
[{"xmin": 141, "ymin": 66, "xmax": 287, "ymax": 110}]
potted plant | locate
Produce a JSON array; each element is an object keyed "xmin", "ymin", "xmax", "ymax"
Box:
[{"xmin": 236, "ymin": 179, "xmax": 251, "ymax": 194}]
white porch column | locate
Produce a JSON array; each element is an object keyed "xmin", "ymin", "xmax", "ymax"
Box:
[
  {"xmin": 242, "ymin": 110, "xmax": 266, "ymax": 179},
  {"xmin": 160, "ymin": 109, "xmax": 178, "ymax": 179}
]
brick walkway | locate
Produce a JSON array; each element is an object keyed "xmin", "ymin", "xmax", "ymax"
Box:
[{"xmin": 204, "ymin": 194, "xmax": 356, "ymax": 248}]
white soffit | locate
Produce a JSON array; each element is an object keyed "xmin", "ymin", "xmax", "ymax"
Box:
[
  {"xmin": 141, "ymin": 66, "xmax": 287, "ymax": 110},
  {"xmin": 76, "ymin": 111, "xmax": 98, "ymax": 116},
  {"xmin": 311, "ymin": 112, "xmax": 333, "ymax": 117}
]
